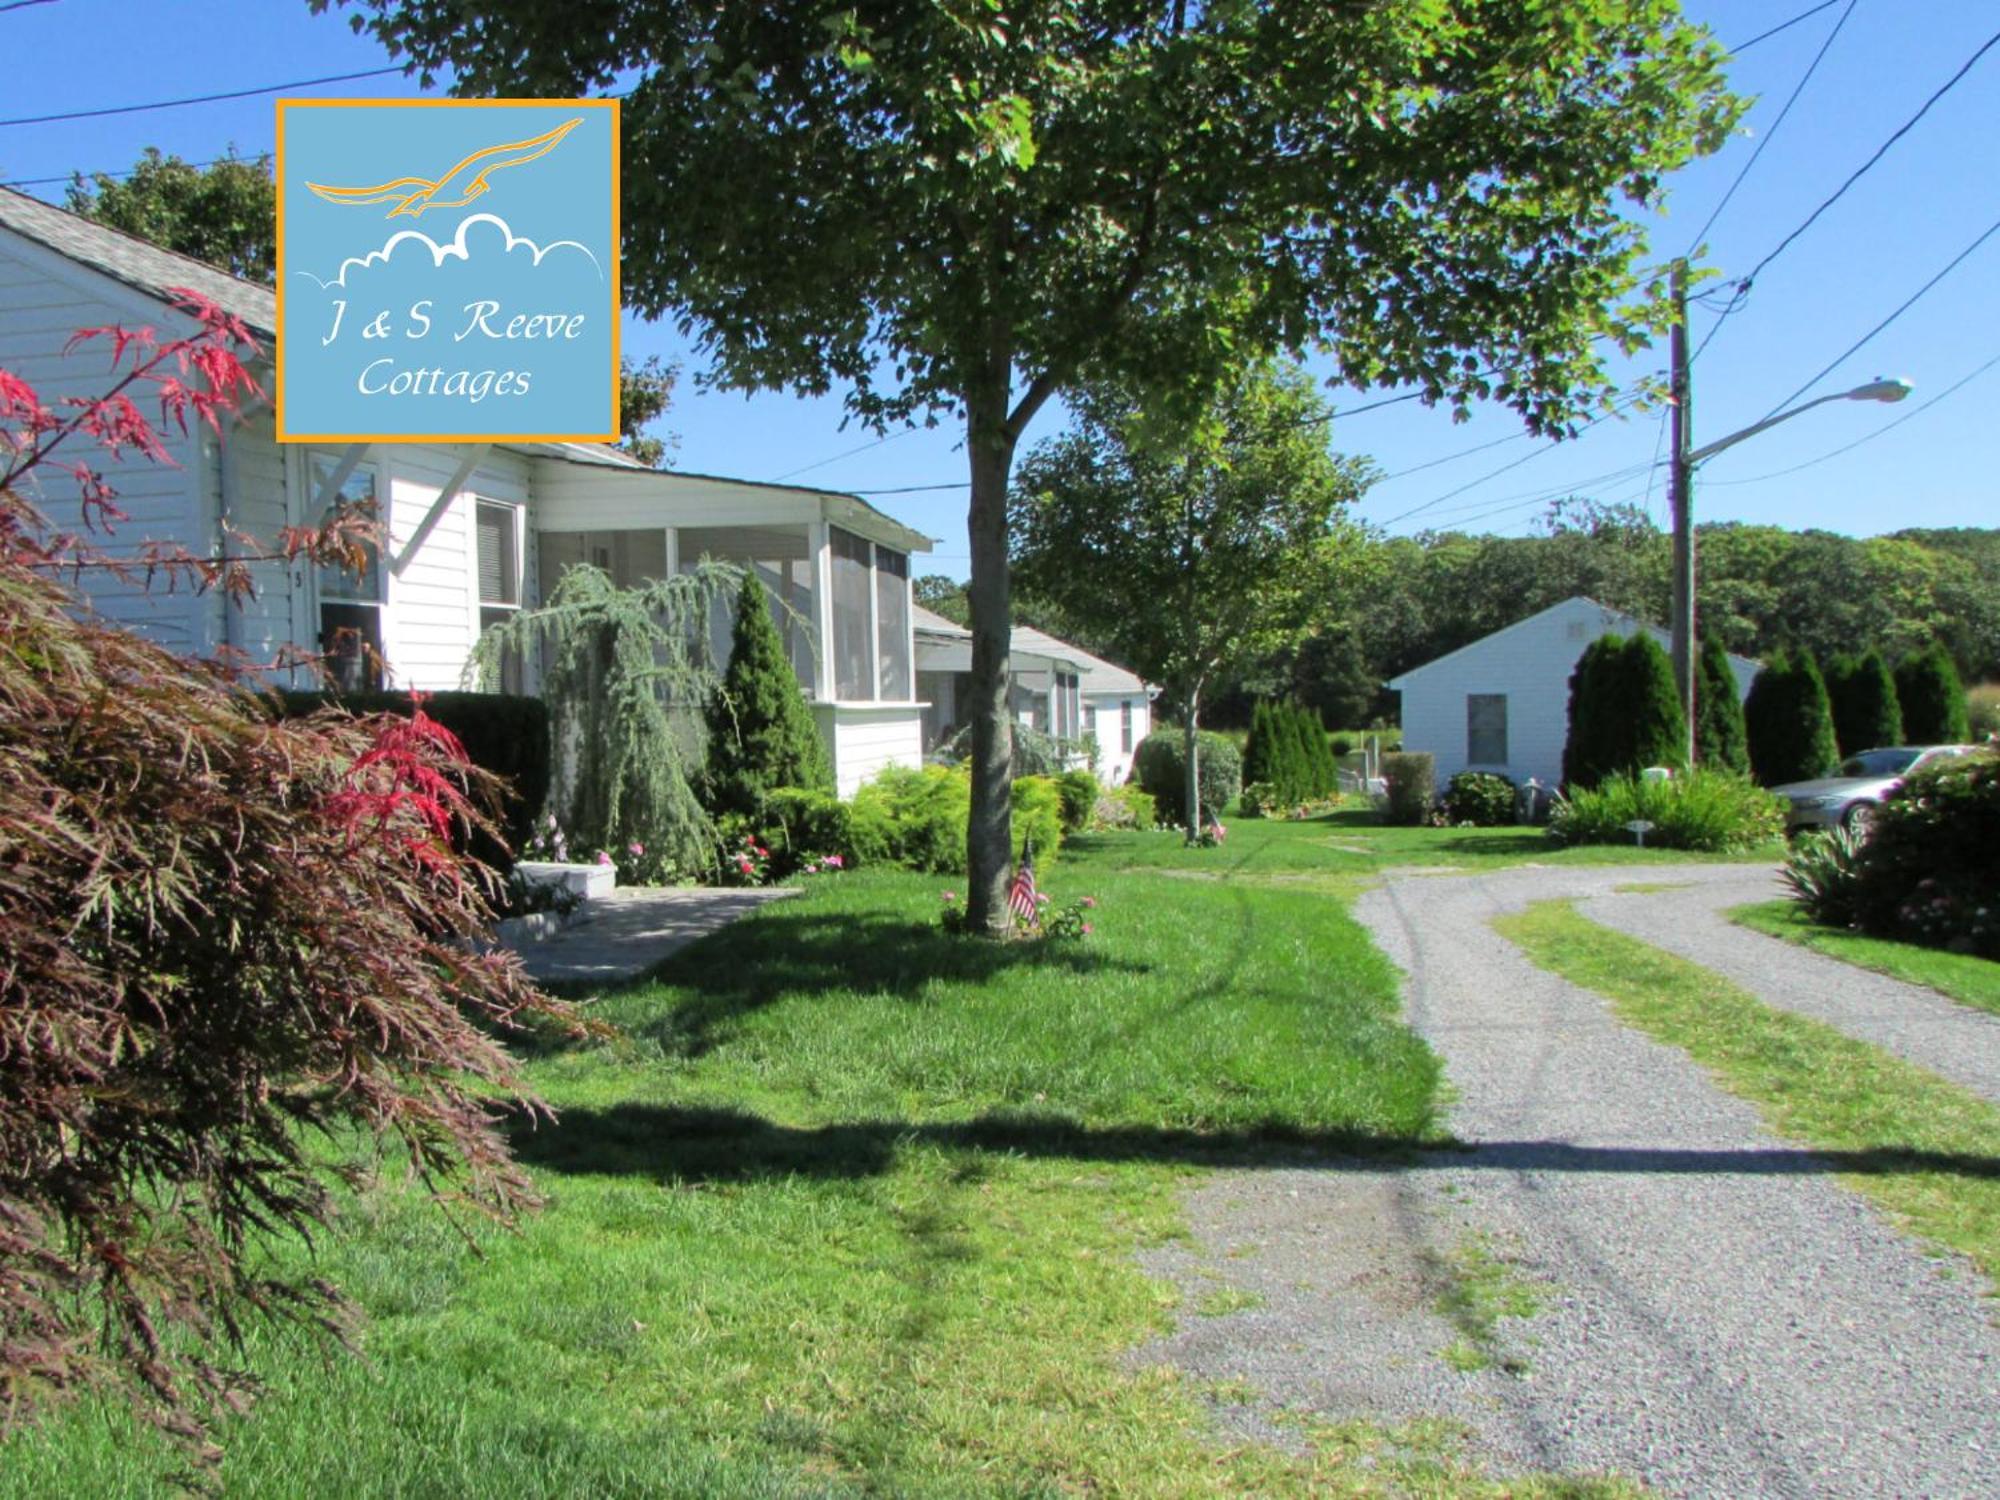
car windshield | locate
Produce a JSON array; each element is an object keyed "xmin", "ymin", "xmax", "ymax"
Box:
[{"xmin": 1839, "ymin": 749, "xmax": 1921, "ymax": 778}]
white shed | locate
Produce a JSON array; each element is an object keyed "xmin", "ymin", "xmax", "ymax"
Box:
[{"xmin": 1384, "ymin": 597, "xmax": 1759, "ymax": 790}]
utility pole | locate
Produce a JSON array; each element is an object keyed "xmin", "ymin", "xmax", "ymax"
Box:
[{"xmin": 1667, "ymin": 258, "xmax": 1696, "ymax": 766}]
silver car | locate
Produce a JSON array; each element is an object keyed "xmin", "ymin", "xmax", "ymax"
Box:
[{"xmin": 1774, "ymin": 745, "xmax": 1979, "ymax": 835}]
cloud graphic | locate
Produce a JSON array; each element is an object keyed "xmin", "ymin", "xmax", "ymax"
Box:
[{"xmin": 294, "ymin": 212, "xmax": 603, "ymax": 289}]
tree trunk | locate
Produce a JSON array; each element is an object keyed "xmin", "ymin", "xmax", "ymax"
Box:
[
  {"xmin": 964, "ymin": 389, "xmax": 1017, "ymax": 937},
  {"xmin": 1183, "ymin": 690, "xmax": 1201, "ymax": 844}
]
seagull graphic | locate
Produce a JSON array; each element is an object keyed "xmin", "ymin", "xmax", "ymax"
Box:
[{"xmin": 305, "ymin": 117, "xmax": 582, "ymax": 219}]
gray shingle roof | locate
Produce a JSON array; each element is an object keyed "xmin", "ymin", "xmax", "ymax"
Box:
[{"xmin": 0, "ymin": 186, "xmax": 277, "ymax": 338}]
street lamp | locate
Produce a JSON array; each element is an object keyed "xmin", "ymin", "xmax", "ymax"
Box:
[{"xmin": 1664, "ymin": 261, "xmax": 1913, "ymax": 762}]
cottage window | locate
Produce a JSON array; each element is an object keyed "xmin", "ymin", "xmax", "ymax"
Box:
[
  {"xmin": 1120, "ymin": 699, "xmax": 1134, "ymax": 753},
  {"xmin": 1467, "ymin": 693, "xmax": 1508, "ymax": 766},
  {"xmin": 475, "ymin": 500, "xmax": 523, "ymax": 693},
  {"xmin": 312, "ymin": 456, "xmax": 384, "ymax": 693}
]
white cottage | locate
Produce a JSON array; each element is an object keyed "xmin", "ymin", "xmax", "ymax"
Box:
[
  {"xmin": 1384, "ymin": 596, "xmax": 1759, "ymax": 790},
  {"xmin": 0, "ymin": 187, "xmax": 932, "ymax": 798},
  {"xmin": 912, "ymin": 606, "xmax": 1157, "ymax": 784}
]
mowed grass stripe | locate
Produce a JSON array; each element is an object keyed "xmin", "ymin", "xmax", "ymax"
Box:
[
  {"xmin": 1495, "ymin": 899, "xmax": 2000, "ymax": 1288},
  {"xmin": 1728, "ymin": 899, "xmax": 2000, "ymax": 1019}
]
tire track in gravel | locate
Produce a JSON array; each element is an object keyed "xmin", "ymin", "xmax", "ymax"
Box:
[{"xmin": 1138, "ymin": 863, "xmax": 1999, "ymax": 1499}]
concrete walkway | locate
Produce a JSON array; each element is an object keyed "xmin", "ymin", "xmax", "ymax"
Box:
[
  {"xmin": 512, "ymin": 885, "xmax": 798, "ymax": 985},
  {"xmin": 1140, "ymin": 862, "xmax": 1999, "ymax": 1498}
]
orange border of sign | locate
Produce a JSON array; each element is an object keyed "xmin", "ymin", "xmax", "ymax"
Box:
[{"xmin": 273, "ymin": 96, "xmax": 621, "ymax": 446}]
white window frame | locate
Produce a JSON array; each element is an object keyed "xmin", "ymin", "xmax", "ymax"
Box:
[
  {"xmin": 472, "ymin": 497, "xmax": 525, "ymax": 692},
  {"xmin": 309, "ymin": 451, "xmax": 387, "ymax": 690}
]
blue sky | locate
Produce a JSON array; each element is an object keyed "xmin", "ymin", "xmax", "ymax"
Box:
[{"xmin": 3, "ymin": 1, "xmax": 1993, "ymax": 580}]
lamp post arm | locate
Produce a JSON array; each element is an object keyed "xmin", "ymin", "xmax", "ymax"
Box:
[{"xmin": 1687, "ymin": 390, "xmax": 1854, "ymax": 465}]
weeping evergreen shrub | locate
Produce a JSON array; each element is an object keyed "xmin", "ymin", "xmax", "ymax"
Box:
[
  {"xmin": 1824, "ymin": 649, "xmax": 1903, "ymax": 758},
  {"xmin": 1894, "ymin": 641, "xmax": 1971, "ymax": 744},
  {"xmin": 703, "ymin": 574, "xmax": 831, "ymax": 818},
  {"xmin": 469, "ymin": 560, "xmax": 740, "ymax": 878},
  {"xmin": 1695, "ymin": 635, "xmax": 1750, "ymax": 774},
  {"xmin": 1744, "ymin": 648, "xmax": 1839, "ymax": 786}
]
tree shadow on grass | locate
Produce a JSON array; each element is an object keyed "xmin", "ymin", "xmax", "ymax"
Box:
[
  {"xmin": 508, "ymin": 1102, "xmax": 2000, "ymax": 1188},
  {"xmin": 527, "ymin": 907, "xmax": 1154, "ymax": 1061}
]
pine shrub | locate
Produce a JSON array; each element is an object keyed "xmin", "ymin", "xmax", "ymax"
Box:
[
  {"xmin": 1744, "ymin": 648, "xmax": 1839, "ymax": 786},
  {"xmin": 704, "ymin": 574, "xmax": 832, "ymax": 818},
  {"xmin": 1894, "ymin": 641, "xmax": 1971, "ymax": 744},
  {"xmin": 1695, "ymin": 635, "xmax": 1750, "ymax": 774},
  {"xmin": 1824, "ymin": 649, "xmax": 1903, "ymax": 758}
]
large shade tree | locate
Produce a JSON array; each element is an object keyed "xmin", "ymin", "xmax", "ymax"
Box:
[
  {"xmin": 323, "ymin": 0, "xmax": 1737, "ymax": 932},
  {"xmin": 1011, "ymin": 361, "xmax": 1367, "ymax": 837}
]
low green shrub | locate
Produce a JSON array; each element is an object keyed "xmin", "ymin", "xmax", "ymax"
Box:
[
  {"xmin": 1090, "ymin": 784, "xmax": 1159, "ymax": 830},
  {"xmin": 1379, "ymin": 752, "xmax": 1435, "ymax": 826},
  {"xmin": 1011, "ymin": 775, "xmax": 1066, "ymax": 861},
  {"xmin": 850, "ymin": 765, "xmax": 970, "ymax": 874},
  {"xmin": 1054, "ymin": 768, "xmax": 1099, "ymax": 832},
  {"xmin": 1779, "ymin": 825, "xmax": 1869, "ymax": 927},
  {"xmin": 276, "ymin": 689, "xmax": 549, "ymax": 867},
  {"xmin": 1547, "ymin": 770, "xmax": 1783, "ymax": 852},
  {"xmin": 751, "ymin": 786, "xmax": 891, "ymax": 876},
  {"xmin": 1134, "ymin": 729, "xmax": 1242, "ymax": 826},
  {"xmin": 1441, "ymin": 770, "xmax": 1515, "ymax": 827}
]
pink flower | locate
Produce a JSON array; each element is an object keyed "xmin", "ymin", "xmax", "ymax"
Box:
[
  {"xmin": 627, "ymin": 841, "xmax": 645, "ymax": 857},
  {"xmin": 1036, "ymin": 893, "xmax": 1049, "ymax": 905},
  {"xmin": 1080, "ymin": 896, "xmax": 1097, "ymax": 909},
  {"xmin": 595, "ymin": 850, "xmax": 613, "ymax": 866},
  {"xmin": 941, "ymin": 891, "xmax": 957, "ymax": 903},
  {"xmin": 1080, "ymin": 923, "xmax": 1093, "ymax": 934},
  {"xmin": 826, "ymin": 854, "xmax": 844, "ymax": 868}
]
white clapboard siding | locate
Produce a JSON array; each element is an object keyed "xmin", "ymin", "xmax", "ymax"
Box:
[
  {"xmin": 0, "ymin": 237, "xmax": 204, "ymax": 652},
  {"xmin": 817, "ymin": 704, "xmax": 925, "ymax": 798}
]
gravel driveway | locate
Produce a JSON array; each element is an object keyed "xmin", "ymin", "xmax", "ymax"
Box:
[{"xmin": 1137, "ymin": 862, "xmax": 2000, "ymax": 1498}]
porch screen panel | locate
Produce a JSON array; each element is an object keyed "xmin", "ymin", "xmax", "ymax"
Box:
[
  {"xmin": 875, "ymin": 545, "xmax": 911, "ymax": 700},
  {"xmin": 830, "ymin": 526, "xmax": 873, "ymax": 700}
]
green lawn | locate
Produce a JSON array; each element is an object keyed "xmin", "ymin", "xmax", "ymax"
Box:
[
  {"xmin": 1728, "ymin": 900, "xmax": 2000, "ymax": 1018},
  {"xmin": 1498, "ymin": 899, "xmax": 2000, "ymax": 1288},
  {"xmin": 3, "ymin": 821, "xmax": 1647, "ymax": 1498},
  {"xmin": 1075, "ymin": 806, "xmax": 1781, "ymax": 884}
]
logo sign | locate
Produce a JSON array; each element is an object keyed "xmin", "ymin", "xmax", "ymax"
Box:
[{"xmin": 275, "ymin": 98, "xmax": 619, "ymax": 443}]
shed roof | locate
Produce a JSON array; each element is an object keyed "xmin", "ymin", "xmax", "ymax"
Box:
[{"xmin": 1384, "ymin": 596, "xmax": 1759, "ymax": 690}]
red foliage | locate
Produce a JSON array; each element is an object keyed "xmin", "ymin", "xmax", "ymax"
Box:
[{"xmin": 0, "ymin": 300, "xmax": 585, "ymax": 1456}]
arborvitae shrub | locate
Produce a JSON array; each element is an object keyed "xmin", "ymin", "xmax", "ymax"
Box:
[
  {"xmin": 1894, "ymin": 641, "xmax": 1971, "ymax": 744},
  {"xmin": 704, "ymin": 574, "xmax": 832, "ymax": 818},
  {"xmin": 1621, "ymin": 633, "xmax": 1690, "ymax": 773},
  {"xmin": 1745, "ymin": 648, "xmax": 1839, "ymax": 785},
  {"xmin": 1134, "ymin": 729, "xmax": 1243, "ymax": 825},
  {"xmin": 1242, "ymin": 701, "xmax": 1279, "ymax": 791},
  {"xmin": 1561, "ymin": 635, "xmax": 1626, "ymax": 788},
  {"xmin": 1695, "ymin": 635, "xmax": 1750, "ymax": 774},
  {"xmin": 1562, "ymin": 634, "xmax": 1686, "ymax": 787},
  {"xmin": 1824, "ymin": 649, "xmax": 1903, "ymax": 757},
  {"xmin": 1054, "ymin": 769, "xmax": 1099, "ymax": 831}
]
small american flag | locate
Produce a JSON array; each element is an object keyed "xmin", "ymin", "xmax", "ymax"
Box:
[{"xmin": 1007, "ymin": 835, "xmax": 1039, "ymax": 927}]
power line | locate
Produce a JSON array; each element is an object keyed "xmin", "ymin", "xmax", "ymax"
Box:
[
  {"xmin": 1759, "ymin": 208, "xmax": 2000, "ymax": 422},
  {"xmin": 4, "ymin": 154, "xmax": 259, "ymax": 191},
  {"xmin": 1706, "ymin": 349, "xmax": 2000, "ymax": 487},
  {"xmin": 0, "ymin": 67, "xmax": 404, "ymax": 128},
  {"xmin": 855, "ymin": 482, "xmax": 968, "ymax": 496},
  {"xmin": 1684, "ymin": 0, "xmax": 1858, "ymax": 256},
  {"xmin": 1370, "ymin": 428, "xmax": 1531, "ymax": 483},
  {"xmin": 1730, "ymin": 1, "xmax": 1844, "ymax": 54},
  {"xmin": 0, "ymin": 0, "xmax": 61, "ymax": 13},
  {"xmin": 1736, "ymin": 26, "xmax": 2000, "ymax": 293},
  {"xmin": 770, "ymin": 426, "xmax": 921, "ymax": 482}
]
